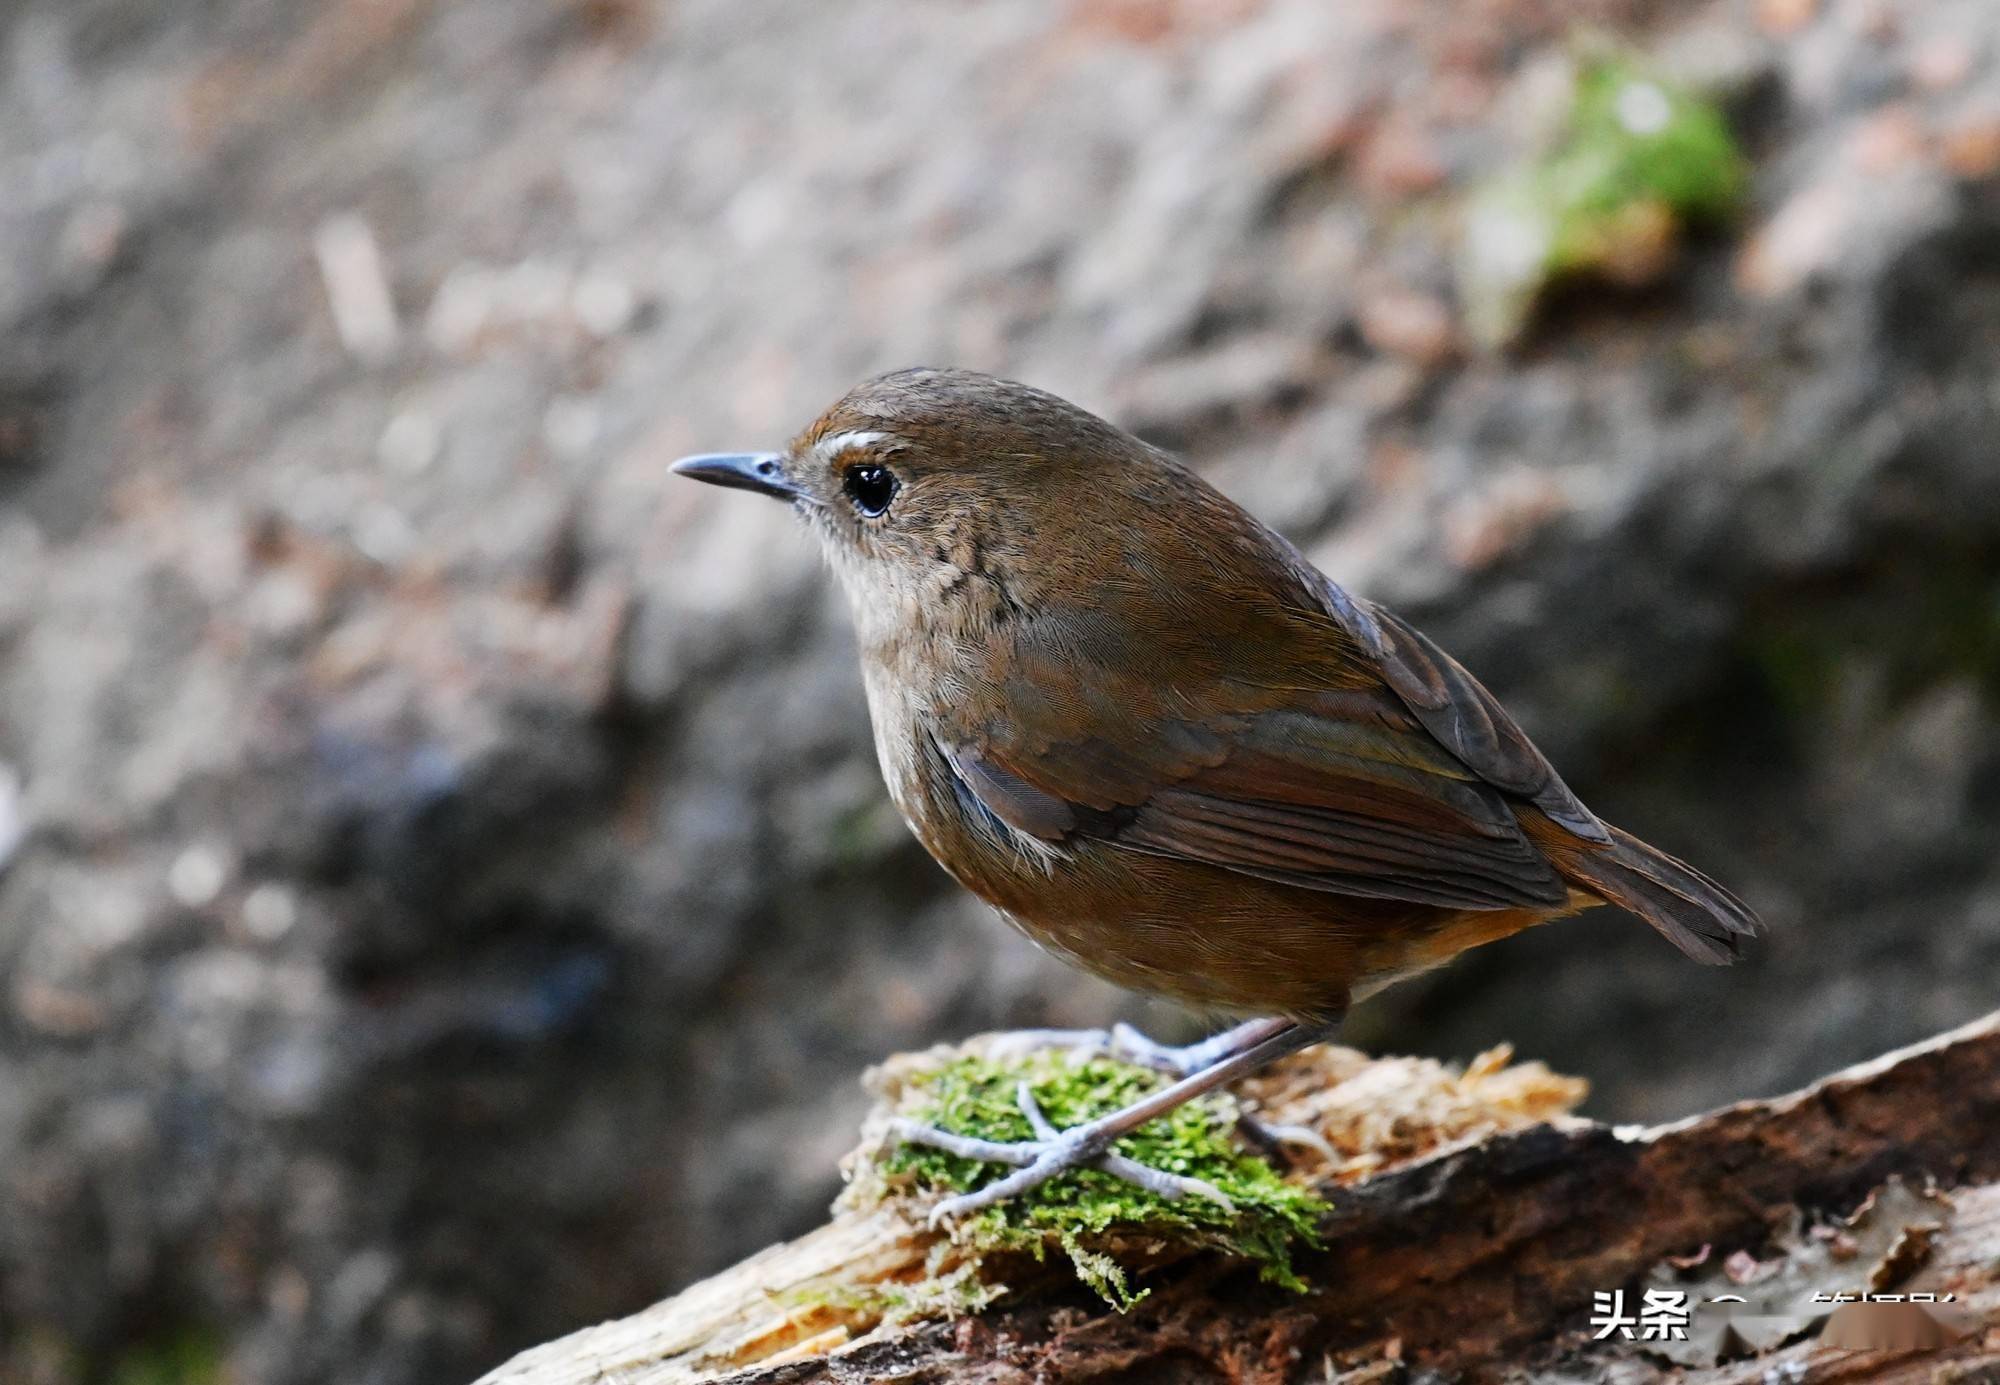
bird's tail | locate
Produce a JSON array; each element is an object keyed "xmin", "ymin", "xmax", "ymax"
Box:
[{"xmin": 1561, "ymin": 826, "xmax": 1760, "ymax": 965}]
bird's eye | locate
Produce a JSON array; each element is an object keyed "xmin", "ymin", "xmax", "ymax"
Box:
[{"xmin": 842, "ymin": 463, "xmax": 899, "ymax": 518}]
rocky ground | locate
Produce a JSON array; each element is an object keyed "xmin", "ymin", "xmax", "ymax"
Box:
[{"xmin": 2, "ymin": 0, "xmax": 1999, "ymax": 1381}]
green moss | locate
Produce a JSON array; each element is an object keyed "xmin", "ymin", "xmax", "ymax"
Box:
[
  {"xmin": 1551, "ymin": 59, "xmax": 1745, "ymax": 252},
  {"xmin": 871, "ymin": 1052, "xmax": 1326, "ymax": 1310},
  {"xmin": 1460, "ymin": 53, "xmax": 1748, "ymax": 345},
  {"xmin": 779, "ymin": 1261, "xmax": 1003, "ymax": 1326}
]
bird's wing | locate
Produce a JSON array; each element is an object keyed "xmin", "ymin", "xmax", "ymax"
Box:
[
  {"xmin": 937, "ymin": 588, "xmax": 1595, "ymax": 911},
  {"xmin": 1340, "ymin": 592, "xmax": 1609, "ymax": 845}
]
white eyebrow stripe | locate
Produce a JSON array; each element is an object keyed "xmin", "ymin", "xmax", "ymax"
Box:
[{"xmin": 813, "ymin": 429, "xmax": 895, "ymax": 464}]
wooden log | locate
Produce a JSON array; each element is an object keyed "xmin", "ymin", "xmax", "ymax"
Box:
[{"xmin": 478, "ymin": 1012, "xmax": 2000, "ymax": 1384}]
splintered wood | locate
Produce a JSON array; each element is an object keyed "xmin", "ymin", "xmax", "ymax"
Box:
[
  {"xmin": 1233, "ymin": 1041, "xmax": 1587, "ymax": 1182},
  {"xmin": 476, "ymin": 1039, "xmax": 1588, "ymax": 1385}
]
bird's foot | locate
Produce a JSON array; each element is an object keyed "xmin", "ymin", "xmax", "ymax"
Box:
[
  {"xmin": 1108, "ymin": 1021, "xmax": 1246, "ymax": 1076},
  {"xmin": 889, "ymin": 1080, "xmax": 1236, "ymax": 1227},
  {"xmin": 1235, "ymin": 1112, "xmax": 1340, "ymax": 1167},
  {"xmin": 980, "ymin": 1017, "xmax": 1288, "ymax": 1077},
  {"xmin": 975, "ymin": 1023, "xmax": 1187, "ymax": 1072},
  {"xmin": 976, "ymin": 1026, "xmax": 1121, "ymax": 1065}
]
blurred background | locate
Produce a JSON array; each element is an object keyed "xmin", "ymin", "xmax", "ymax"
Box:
[{"xmin": 2, "ymin": 0, "xmax": 1998, "ymax": 1381}]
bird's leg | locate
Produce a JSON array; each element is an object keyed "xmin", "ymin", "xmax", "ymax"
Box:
[
  {"xmin": 979, "ymin": 1017, "xmax": 1335, "ymax": 1161},
  {"xmin": 1113, "ymin": 1017, "xmax": 1341, "ymax": 1163},
  {"xmin": 891, "ymin": 1016, "xmax": 1342, "ymax": 1224},
  {"xmin": 1109, "ymin": 1016, "xmax": 1293, "ymax": 1075},
  {"xmin": 978, "ymin": 1015, "xmax": 1292, "ymax": 1075}
]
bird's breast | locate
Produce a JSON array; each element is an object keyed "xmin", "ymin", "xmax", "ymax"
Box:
[{"xmin": 857, "ymin": 656, "xmax": 938, "ymax": 839}]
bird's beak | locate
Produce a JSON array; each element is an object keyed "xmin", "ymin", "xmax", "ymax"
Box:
[{"xmin": 669, "ymin": 452, "xmax": 799, "ymax": 501}]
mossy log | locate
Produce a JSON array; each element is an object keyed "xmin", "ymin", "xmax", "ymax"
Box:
[{"xmin": 477, "ymin": 1013, "xmax": 2000, "ymax": 1384}]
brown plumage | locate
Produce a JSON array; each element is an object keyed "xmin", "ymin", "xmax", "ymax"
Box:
[{"xmin": 672, "ymin": 366, "xmax": 1757, "ymax": 1213}]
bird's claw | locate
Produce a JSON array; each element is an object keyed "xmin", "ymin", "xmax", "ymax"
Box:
[
  {"xmin": 1236, "ymin": 1112, "xmax": 1339, "ymax": 1166},
  {"xmin": 1106, "ymin": 1022, "xmax": 1203, "ymax": 1074},
  {"xmin": 892, "ymin": 1079, "xmax": 1236, "ymax": 1229},
  {"xmin": 975, "ymin": 1023, "xmax": 1209, "ymax": 1075}
]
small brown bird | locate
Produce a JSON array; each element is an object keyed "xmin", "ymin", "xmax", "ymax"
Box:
[{"xmin": 674, "ymin": 368, "xmax": 1756, "ymax": 1217}]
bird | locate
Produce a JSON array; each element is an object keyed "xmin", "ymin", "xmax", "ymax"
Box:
[{"xmin": 671, "ymin": 367, "xmax": 1757, "ymax": 1220}]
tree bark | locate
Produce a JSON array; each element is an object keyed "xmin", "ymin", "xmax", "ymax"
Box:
[{"xmin": 478, "ymin": 1012, "xmax": 2000, "ymax": 1384}]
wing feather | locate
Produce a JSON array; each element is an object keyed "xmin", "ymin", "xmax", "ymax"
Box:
[
  {"xmin": 942, "ymin": 680, "xmax": 1572, "ymax": 911},
  {"xmin": 1357, "ymin": 598, "xmax": 1609, "ymax": 843},
  {"xmin": 929, "ymin": 552, "xmax": 1606, "ymax": 913}
]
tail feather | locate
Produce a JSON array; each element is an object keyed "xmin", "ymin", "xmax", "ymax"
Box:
[{"xmin": 1563, "ymin": 827, "xmax": 1760, "ymax": 965}]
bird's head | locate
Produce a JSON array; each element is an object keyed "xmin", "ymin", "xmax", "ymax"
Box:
[{"xmin": 672, "ymin": 368, "xmax": 1178, "ymax": 645}]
